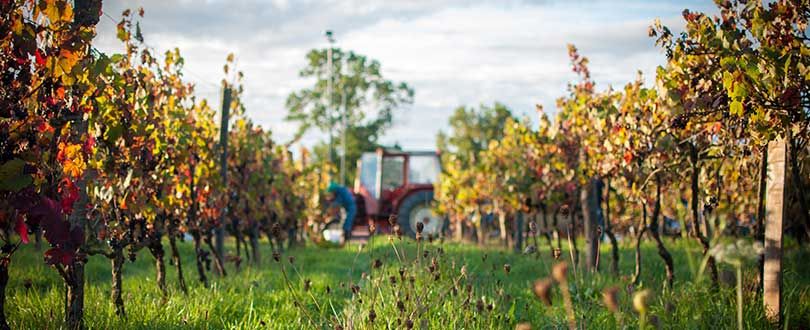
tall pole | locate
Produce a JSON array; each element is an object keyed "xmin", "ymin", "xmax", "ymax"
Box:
[
  {"xmin": 215, "ymin": 86, "xmax": 232, "ymax": 274},
  {"xmin": 340, "ymin": 63, "xmax": 348, "ymax": 186},
  {"xmin": 325, "ymin": 30, "xmax": 335, "ymax": 168}
]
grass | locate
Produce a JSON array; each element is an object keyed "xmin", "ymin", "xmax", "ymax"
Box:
[{"xmin": 5, "ymin": 234, "xmax": 810, "ymax": 329}]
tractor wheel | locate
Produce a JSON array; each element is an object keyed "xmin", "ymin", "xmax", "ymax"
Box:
[{"xmin": 397, "ymin": 190, "xmax": 445, "ymax": 238}]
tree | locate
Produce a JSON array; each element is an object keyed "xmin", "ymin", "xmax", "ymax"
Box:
[
  {"xmin": 437, "ymin": 103, "xmax": 516, "ymax": 166},
  {"xmin": 285, "ymin": 48, "xmax": 413, "ymax": 183}
]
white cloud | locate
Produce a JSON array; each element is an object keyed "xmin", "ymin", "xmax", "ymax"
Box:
[{"xmin": 96, "ymin": 0, "xmax": 716, "ymax": 151}]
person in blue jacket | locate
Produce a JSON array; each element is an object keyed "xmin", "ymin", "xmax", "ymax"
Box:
[{"xmin": 326, "ymin": 181, "xmax": 357, "ymax": 241}]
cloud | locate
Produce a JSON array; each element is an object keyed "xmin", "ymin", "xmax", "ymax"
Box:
[{"xmin": 95, "ymin": 0, "xmax": 716, "ymax": 150}]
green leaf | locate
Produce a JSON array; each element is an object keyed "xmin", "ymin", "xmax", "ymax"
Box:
[
  {"xmin": 0, "ymin": 159, "xmax": 33, "ymax": 192},
  {"xmin": 730, "ymin": 101, "xmax": 744, "ymax": 116},
  {"xmin": 722, "ymin": 71, "xmax": 734, "ymax": 91},
  {"xmin": 105, "ymin": 124, "xmax": 123, "ymax": 142},
  {"xmin": 110, "ymin": 54, "xmax": 124, "ymax": 63}
]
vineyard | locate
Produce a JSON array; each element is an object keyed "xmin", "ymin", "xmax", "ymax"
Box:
[{"xmin": 1, "ymin": 0, "xmax": 809, "ymax": 329}]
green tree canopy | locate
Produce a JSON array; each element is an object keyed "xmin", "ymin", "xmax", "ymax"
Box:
[
  {"xmin": 436, "ymin": 102, "xmax": 517, "ymax": 166},
  {"xmin": 284, "ymin": 48, "xmax": 414, "ymax": 183}
]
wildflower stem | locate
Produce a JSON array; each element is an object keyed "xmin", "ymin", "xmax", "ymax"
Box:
[
  {"xmin": 559, "ymin": 278, "xmax": 576, "ymax": 330},
  {"xmin": 639, "ymin": 310, "xmax": 646, "ymax": 330},
  {"xmin": 279, "ymin": 263, "xmax": 317, "ymax": 327},
  {"xmin": 736, "ymin": 264, "xmax": 743, "ymax": 330}
]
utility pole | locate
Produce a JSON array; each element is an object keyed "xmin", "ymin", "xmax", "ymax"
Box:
[
  {"xmin": 340, "ymin": 58, "xmax": 348, "ymax": 185},
  {"xmin": 325, "ymin": 30, "xmax": 335, "ymax": 168},
  {"xmin": 215, "ymin": 86, "xmax": 232, "ymax": 274}
]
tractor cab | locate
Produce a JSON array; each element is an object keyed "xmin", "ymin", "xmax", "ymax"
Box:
[{"xmin": 353, "ymin": 148, "xmax": 444, "ymax": 237}]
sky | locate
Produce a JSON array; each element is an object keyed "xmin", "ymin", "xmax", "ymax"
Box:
[{"xmin": 93, "ymin": 0, "xmax": 717, "ymax": 151}]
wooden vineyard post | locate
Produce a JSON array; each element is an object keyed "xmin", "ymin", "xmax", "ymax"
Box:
[{"xmin": 763, "ymin": 136, "xmax": 787, "ymax": 324}]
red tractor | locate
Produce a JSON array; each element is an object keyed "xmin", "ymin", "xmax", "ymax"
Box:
[{"xmin": 352, "ymin": 148, "xmax": 445, "ymax": 237}]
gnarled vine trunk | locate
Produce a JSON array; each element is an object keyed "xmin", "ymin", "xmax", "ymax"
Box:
[
  {"xmin": 650, "ymin": 175, "xmax": 674, "ymax": 289},
  {"xmin": 689, "ymin": 143, "xmax": 717, "ymax": 284},
  {"xmin": 65, "ymin": 261, "xmax": 85, "ymax": 330},
  {"xmin": 497, "ymin": 210, "xmax": 509, "ymax": 248},
  {"xmin": 168, "ymin": 225, "xmax": 188, "ymax": 294},
  {"xmin": 581, "ymin": 178, "xmax": 600, "ymax": 272},
  {"xmin": 513, "ymin": 212, "xmax": 524, "ymax": 253},
  {"xmin": 631, "ymin": 203, "xmax": 648, "ymax": 286},
  {"xmin": 0, "ymin": 261, "xmax": 9, "ymax": 330},
  {"xmin": 191, "ymin": 231, "xmax": 208, "ymax": 287},
  {"xmin": 64, "ymin": 168, "xmax": 91, "ymax": 330},
  {"xmin": 111, "ymin": 247, "xmax": 125, "ymax": 317},
  {"xmin": 540, "ymin": 206, "xmax": 554, "ymax": 248},
  {"xmin": 148, "ymin": 239, "xmax": 168, "ymax": 299},
  {"xmin": 475, "ymin": 212, "xmax": 487, "ymax": 247},
  {"xmin": 249, "ymin": 226, "xmax": 261, "ymax": 266},
  {"xmin": 204, "ymin": 233, "xmax": 227, "ymax": 277},
  {"xmin": 604, "ymin": 179, "xmax": 620, "ymax": 276}
]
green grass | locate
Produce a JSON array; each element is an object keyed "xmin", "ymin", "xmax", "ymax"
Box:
[{"xmin": 5, "ymin": 235, "xmax": 810, "ymax": 329}]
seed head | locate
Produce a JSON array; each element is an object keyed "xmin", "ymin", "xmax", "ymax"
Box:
[
  {"xmin": 532, "ymin": 278, "xmax": 553, "ymax": 306},
  {"xmin": 552, "ymin": 262, "xmax": 569, "ymax": 283},
  {"xmin": 373, "ymin": 258, "xmax": 382, "ymax": 269},
  {"xmin": 368, "ymin": 309, "xmax": 376, "ymax": 323},
  {"xmin": 288, "ymin": 256, "xmax": 295, "ymax": 264},
  {"xmin": 633, "ymin": 289, "xmax": 651, "ymax": 314},
  {"xmin": 602, "ymin": 286, "xmax": 620, "ymax": 313},
  {"xmin": 405, "ymin": 319, "xmax": 414, "ymax": 329},
  {"xmin": 460, "ymin": 265, "xmax": 468, "ymax": 277},
  {"xmin": 303, "ymin": 279, "xmax": 311, "ymax": 292},
  {"xmin": 416, "ymin": 222, "xmax": 424, "ymax": 234},
  {"xmin": 272, "ymin": 251, "xmax": 281, "ymax": 262},
  {"xmin": 369, "ymin": 222, "xmax": 377, "ymax": 234},
  {"xmin": 351, "ymin": 284, "xmax": 361, "ymax": 294},
  {"xmin": 560, "ymin": 204, "xmax": 570, "ymax": 216},
  {"xmin": 504, "ymin": 263, "xmax": 511, "ymax": 275},
  {"xmin": 552, "ymin": 248, "xmax": 561, "ymax": 260},
  {"xmin": 528, "ymin": 221, "xmax": 537, "ymax": 235}
]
